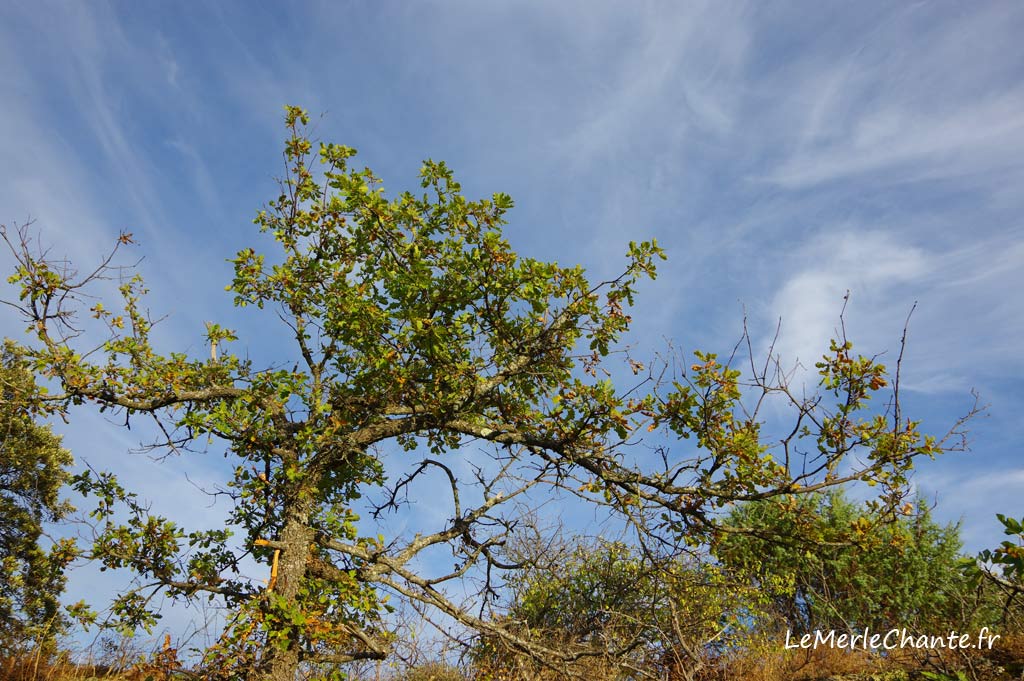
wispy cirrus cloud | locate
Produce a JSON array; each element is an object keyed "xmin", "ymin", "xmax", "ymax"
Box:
[
  {"xmin": 759, "ymin": 4, "xmax": 1024, "ymax": 190},
  {"xmin": 762, "ymin": 229, "xmax": 928, "ymax": 372},
  {"xmin": 766, "ymin": 92, "xmax": 1024, "ymax": 189}
]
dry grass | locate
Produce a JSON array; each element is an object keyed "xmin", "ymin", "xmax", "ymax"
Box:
[
  {"xmin": 1, "ymin": 654, "xmax": 123, "ymax": 681},
  {"xmin": 5, "ymin": 632, "xmax": 1024, "ymax": 681},
  {"xmin": 1, "ymin": 633, "xmax": 192, "ymax": 681},
  {"xmin": 696, "ymin": 643, "xmax": 889, "ymax": 681}
]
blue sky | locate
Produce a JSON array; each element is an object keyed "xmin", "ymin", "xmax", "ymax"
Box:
[{"xmin": 2, "ymin": 0, "xmax": 1023, "ymax": 645}]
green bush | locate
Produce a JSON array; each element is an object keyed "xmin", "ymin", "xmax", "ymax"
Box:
[
  {"xmin": 0, "ymin": 341, "xmax": 74, "ymax": 658},
  {"xmin": 474, "ymin": 540, "xmax": 769, "ymax": 679},
  {"xmin": 715, "ymin": 490, "xmax": 968, "ymax": 633}
]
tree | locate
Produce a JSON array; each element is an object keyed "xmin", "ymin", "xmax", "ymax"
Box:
[
  {"xmin": 970, "ymin": 514, "xmax": 1024, "ymax": 627},
  {"xmin": 715, "ymin": 490, "xmax": 967, "ymax": 634},
  {"xmin": 473, "ymin": 538, "xmax": 767, "ymax": 681},
  {"xmin": 0, "ymin": 340, "xmax": 74, "ymax": 658},
  {"xmin": 1, "ymin": 106, "xmax": 960, "ymax": 680}
]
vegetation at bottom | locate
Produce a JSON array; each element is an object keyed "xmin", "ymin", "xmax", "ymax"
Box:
[{"xmin": 1, "ymin": 106, "xmax": 1022, "ymax": 680}]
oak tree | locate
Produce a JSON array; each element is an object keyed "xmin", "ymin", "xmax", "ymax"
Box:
[
  {"xmin": 2, "ymin": 107, "xmax": 957, "ymax": 680},
  {"xmin": 970, "ymin": 514, "xmax": 1024, "ymax": 627}
]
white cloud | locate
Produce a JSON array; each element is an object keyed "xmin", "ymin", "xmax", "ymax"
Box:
[
  {"xmin": 757, "ymin": 218, "xmax": 1024, "ymax": 397},
  {"xmin": 548, "ymin": 2, "xmax": 748, "ymax": 168},
  {"xmin": 767, "ymin": 92, "xmax": 1024, "ymax": 189},
  {"xmin": 762, "ymin": 229, "xmax": 929, "ymax": 375},
  {"xmin": 759, "ymin": 4, "xmax": 1024, "ymax": 190}
]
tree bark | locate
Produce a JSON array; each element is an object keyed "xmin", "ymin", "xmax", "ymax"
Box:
[{"xmin": 264, "ymin": 497, "xmax": 314, "ymax": 681}]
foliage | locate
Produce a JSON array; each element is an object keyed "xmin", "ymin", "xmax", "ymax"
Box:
[
  {"xmin": 473, "ymin": 539, "xmax": 770, "ymax": 680},
  {"xmin": 0, "ymin": 340, "xmax": 75, "ymax": 657},
  {"xmin": 1, "ymin": 106, "xmax": 958, "ymax": 680},
  {"xmin": 977, "ymin": 515, "xmax": 1024, "ymax": 594},
  {"xmin": 920, "ymin": 672, "xmax": 969, "ymax": 681},
  {"xmin": 962, "ymin": 514, "xmax": 1024, "ymax": 634},
  {"xmin": 395, "ymin": 661, "xmax": 467, "ymax": 681},
  {"xmin": 715, "ymin": 490, "xmax": 967, "ymax": 633}
]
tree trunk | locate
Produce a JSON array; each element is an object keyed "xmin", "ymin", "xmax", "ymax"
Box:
[{"xmin": 264, "ymin": 499, "xmax": 314, "ymax": 681}]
